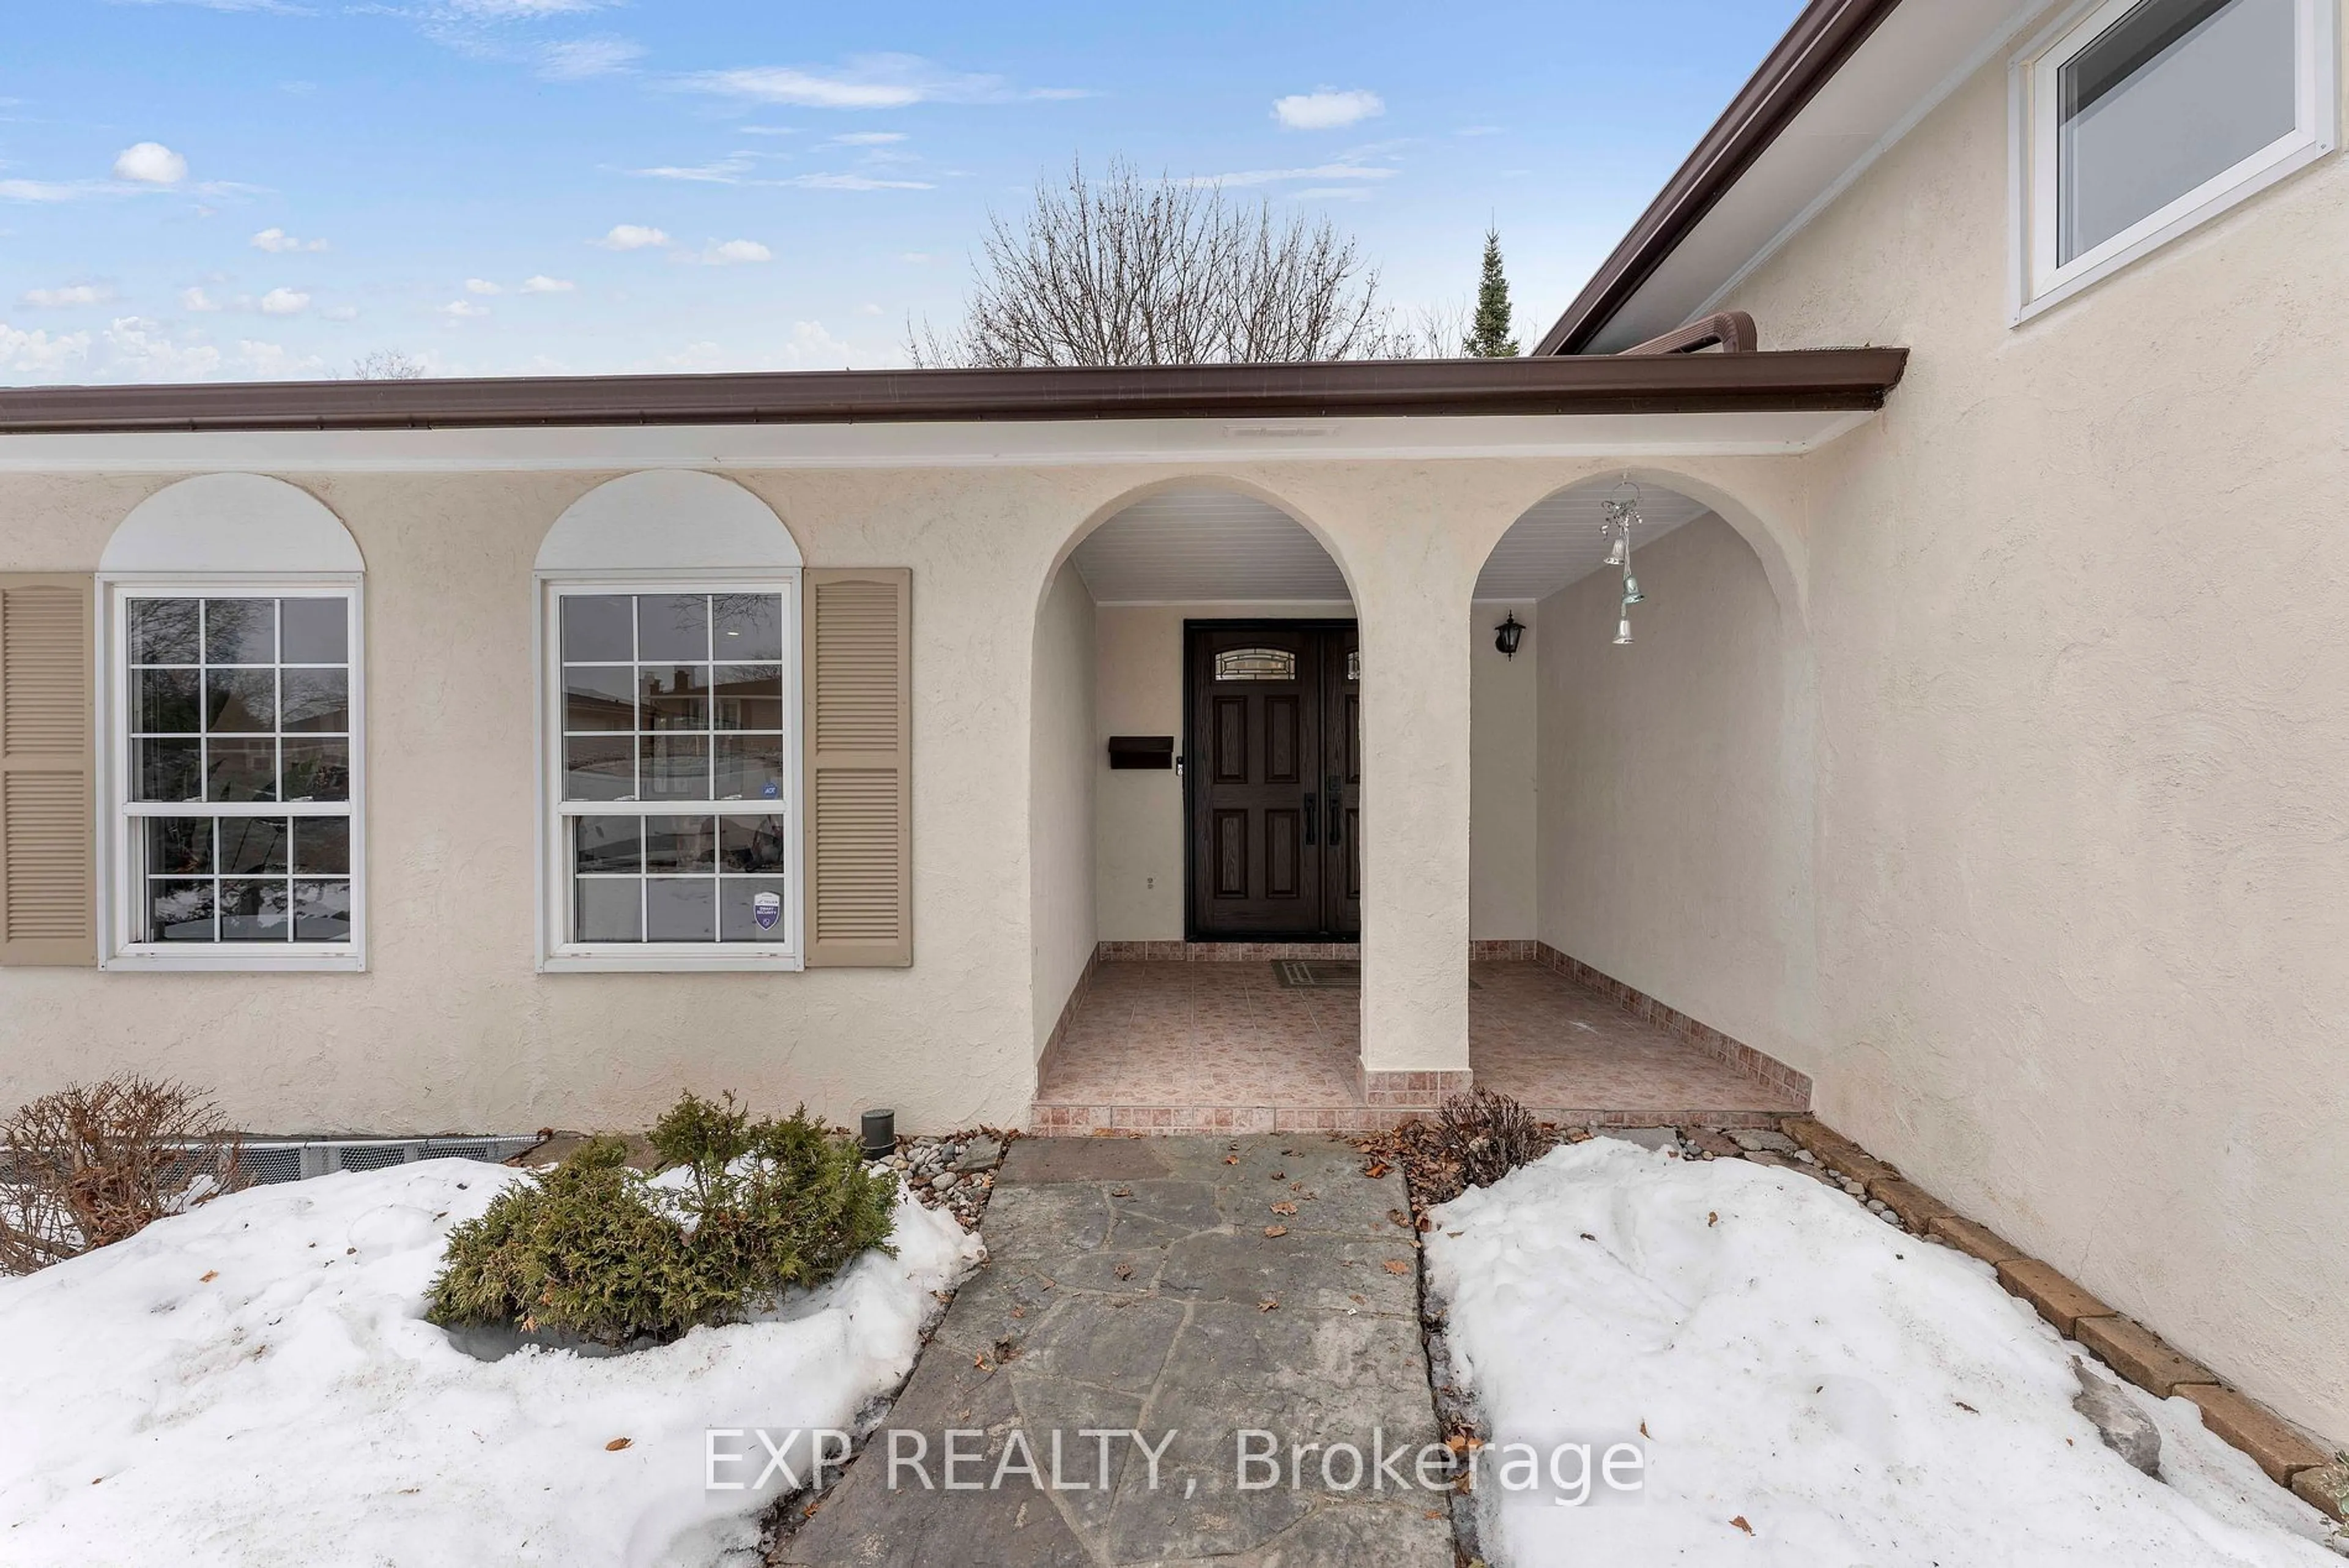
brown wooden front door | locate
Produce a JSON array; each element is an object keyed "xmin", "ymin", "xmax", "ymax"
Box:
[{"xmin": 1186, "ymin": 622, "xmax": 1360, "ymax": 940}]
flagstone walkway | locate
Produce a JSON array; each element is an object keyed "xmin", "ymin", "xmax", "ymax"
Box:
[{"xmin": 776, "ymin": 1136, "xmax": 1455, "ymax": 1567}]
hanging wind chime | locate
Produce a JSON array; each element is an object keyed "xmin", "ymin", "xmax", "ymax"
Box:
[{"xmin": 1600, "ymin": 480, "xmax": 1647, "ymax": 645}]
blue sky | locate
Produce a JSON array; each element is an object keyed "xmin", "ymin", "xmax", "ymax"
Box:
[{"xmin": 0, "ymin": 0, "xmax": 1804, "ymax": 383}]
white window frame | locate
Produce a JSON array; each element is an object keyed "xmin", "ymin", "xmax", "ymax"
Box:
[
  {"xmin": 2011, "ymin": 0, "xmax": 2337, "ymax": 321},
  {"xmin": 535, "ymin": 570, "xmax": 805, "ymax": 973},
  {"xmin": 96, "ymin": 573, "xmax": 367, "ymax": 972}
]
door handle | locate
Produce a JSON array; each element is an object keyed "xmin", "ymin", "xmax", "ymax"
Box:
[
  {"xmin": 1326, "ymin": 775, "xmax": 1343, "ymax": 846},
  {"xmin": 1302, "ymin": 792, "xmax": 1317, "ymax": 846}
]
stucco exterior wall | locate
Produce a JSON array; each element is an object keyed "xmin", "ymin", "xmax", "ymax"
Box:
[
  {"xmin": 1533, "ymin": 517, "xmax": 1812, "ymax": 1069},
  {"xmin": 1, "ymin": 455, "xmax": 1786, "ymax": 1132},
  {"xmin": 1028, "ymin": 561, "xmax": 1097, "ymax": 1055},
  {"xmin": 1469, "ymin": 600, "xmax": 1540, "ymax": 942},
  {"xmin": 1713, "ymin": 28, "xmax": 2349, "ymax": 1439}
]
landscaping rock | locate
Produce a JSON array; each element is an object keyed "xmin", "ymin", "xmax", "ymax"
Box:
[
  {"xmin": 1864, "ymin": 1178, "xmax": 1953, "ymax": 1231},
  {"xmin": 1727, "ymin": 1128, "xmax": 1798, "ymax": 1155},
  {"xmin": 2074, "ymin": 1315, "xmax": 2217, "ymax": 1399},
  {"xmin": 951, "ymin": 1135, "xmax": 1004, "ymax": 1173},
  {"xmin": 2072, "ymin": 1361, "xmax": 2161, "ymax": 1476},
  {"xmin": 1781, "ymin": 1118, "xmax": 1901, "ymax": 1186}
]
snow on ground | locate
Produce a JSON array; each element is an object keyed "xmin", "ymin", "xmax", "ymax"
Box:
[
  {"xmin": 1425, "ymin": 1139, "xmax": 2343, "ymax": 1567},
  {"xmin": 0, "ymin": 1159, "xmax": 981, "ymax": 1568}
]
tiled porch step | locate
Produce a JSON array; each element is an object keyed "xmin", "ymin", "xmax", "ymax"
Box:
[{"xmin": 1094, "ymin": 940, "xmax": 1362, "ymax": 962}]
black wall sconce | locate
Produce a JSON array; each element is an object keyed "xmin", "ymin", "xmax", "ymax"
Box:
[{"xmin": 1493, "ymin": 612, "xmax": 1525, "ymax": 660}]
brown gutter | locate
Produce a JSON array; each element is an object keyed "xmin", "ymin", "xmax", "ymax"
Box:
[
  {"xmin": 1536, "ymin": 0, "xmax": 1907, "ymax": 357},
  {"xmin": 0, "ymin": 351, "xmax": 1907, "ymax": 436}
]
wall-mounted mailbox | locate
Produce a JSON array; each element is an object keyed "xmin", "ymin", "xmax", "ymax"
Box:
[{"xmin": 1107, "ymin": 735, "xmax": 1175, "ymax": 770}]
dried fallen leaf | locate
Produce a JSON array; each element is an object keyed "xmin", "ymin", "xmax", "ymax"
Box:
[
  {"xmin": 1263, "ymin": 1225, "xmax": 1289, "ymax": 1238},
  {"xmin": 1224, "ymin": 1155, "xmax": 1241, "ymax": 1165},
  {"xmin": 606, "ymin": 1438, "xmax": 633, "ymax": 1452},
  {"xmin": 1382, "ymin": 1258, "xmax": 1412, "ymax": 1275},
  {"xmin": 1109, "ymin": 1186, "xmax": 1132, "ymax": 1198},
  {"xmin": 1258, "ymin": 1297, "xmax": 1280, "ymax": 1312},
  {"xmin": 1954, "ymin": 1400, "xmax": 1978, "ymax": 1414},
  {"xmin": 1414, "ymin": 1213, "xmax": 1431, "ymax": 1232},
  {"xmin": 1708, "ymin": 1211, "xmax": 1719, "ymax": 1227},
  {"xmin": 1640, "ymin": 1421, "xmax": 1650, "ymax": 1438},
  {"xmin": 1113, "ymin": 1262, "xmax": 1134, "ymax": 1280},
  {"xmin": 1270, "ymin": 1170, "xmax": 1286, "ymax": 1180},
  {"xmin": 199, "ymin": 1269, "xmax": 218, "ymax": 1284},
  {"xmin": 1730, "ymin": 1515, "xmax": 1753, "ymax": 1536},
  {"xmin": 1580, "ymin": 1232, "xmax": 1597, "ymax": 1241},
  {"xmin": 1270, "ymin": 1200, "xmax": 1299, "ymax": 1216},
  {"xmin": 1424, "ymin": 1509, "xmax": 1445, "ymax": 1519},
  {"xmin": 1365, "ymin": 1162, "xmax": 1390, "ymax": 1179}
]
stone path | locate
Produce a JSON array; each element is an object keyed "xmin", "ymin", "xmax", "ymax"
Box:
[{"xmin": 777, "ymin": 1136, "xmax": 1455, "ymax": 1567}]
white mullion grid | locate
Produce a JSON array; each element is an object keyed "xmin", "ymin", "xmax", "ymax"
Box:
[
  {"xmin": 540, "ymin": 575, "xmax": 800, "ymax": 970},
  {"xmin": 98, "ymin": 574, "xmax": 366, "ymax": 971}
]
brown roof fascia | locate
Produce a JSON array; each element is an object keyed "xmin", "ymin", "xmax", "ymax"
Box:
[
  {"xmin": 0, "ymin": 351, "xmax": 1907, "ymax": 436},
  {"xmin": 1535, "ymin": 0, "xmax": 1907, "ymax": 357}
]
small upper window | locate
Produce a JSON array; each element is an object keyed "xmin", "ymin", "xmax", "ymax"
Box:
[
  {"xmin": 1213, "ymin": 647, "xmax": 1297, "ymax": 682},
  {"xmin": 2016, "ymin": 0, "xmax": 2334, "ymax": 315}
]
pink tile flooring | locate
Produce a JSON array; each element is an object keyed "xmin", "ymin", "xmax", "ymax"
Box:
[{"xmin": 1032, "ymin": 960, "xmax": 1805, "ymax": 1133}]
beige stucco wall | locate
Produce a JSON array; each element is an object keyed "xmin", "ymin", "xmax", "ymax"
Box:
[
  {"xmin": 3, "ymin": 455, "xmax": 1806, "ymax": 1132},
  {"xmin": 1532, "ymin": 518, "xmax": 1814, "ymax": 1068},
  {"xmin": 1028, "ymin": 561, "xmax": 1096, "ymax": 1055},
  {"xmin": 1704, "ymin": 23, "xmax": 2349, "ymax": 1439},
  {"xmin": 1469, "ymin": 600, "xmax": 1539, "ymax": 942}
]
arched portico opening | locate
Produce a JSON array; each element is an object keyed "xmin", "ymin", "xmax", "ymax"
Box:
[
  {"xmin": 1026, "ymin": 480, "xmax": 1373, "ymax": 1134},
  {"xmin": 1464, "ymin": 474, "xmax": 1817, "ymax": 1123}
]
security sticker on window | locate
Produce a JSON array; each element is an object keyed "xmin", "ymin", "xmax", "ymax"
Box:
[{"xmin": 754, "ymin": 891, "xmax": 782, "ymax": 932}]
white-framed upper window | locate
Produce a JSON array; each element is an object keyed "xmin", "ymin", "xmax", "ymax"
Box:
[
  {"xmin": 2014, "ymin": 0, "xmax": 2337, "ymax": 318},
  {"xmin": 538, "ymin": 578, "xmax": 803, "ymax": 971},
  {"xmin": 100, "ymin": 578, "xmax": 365, "ymax": 970}
]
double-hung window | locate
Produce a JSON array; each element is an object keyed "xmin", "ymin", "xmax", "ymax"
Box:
[
  {"xmin": 2014, "ymin": 0, "xmax": 2337, "ymax": 316},
  {"xmin": 105, "ymin": 584, "xmax": 363, "ymax": 967},
  {"xmin": 543, "ymin": 582, "xmax": 802, "ymax": 969}
]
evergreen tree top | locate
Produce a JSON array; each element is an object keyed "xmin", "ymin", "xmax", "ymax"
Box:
[{"xmin": 1464, "ymin": 226, "xmax": 1520, "ymax": 358}]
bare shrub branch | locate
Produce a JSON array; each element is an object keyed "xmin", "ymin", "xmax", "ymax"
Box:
[
  {"xmin": 911, "ymin": 157, "xmax": 1404, "ymax": 366},
  {"xmin": 1435, "ymin": 1088, "xmax": 1552, "ymax": 1190},
  {"xmin": 0, "ymin": 1076, "xmax": 247, "ymax": 1274}
]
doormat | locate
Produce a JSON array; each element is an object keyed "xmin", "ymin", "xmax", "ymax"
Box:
[{"xmin": 1274, "ymin": 960, "xmax": 1359, "ymax": 989}]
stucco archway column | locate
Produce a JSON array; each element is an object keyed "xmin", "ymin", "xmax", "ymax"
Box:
[{"xmin": 1334, "ymin": 485, "xmax": 1485, "ymax": 1102}]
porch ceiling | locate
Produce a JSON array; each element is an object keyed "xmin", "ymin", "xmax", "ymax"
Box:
[
  {"xmin": 1071, "ymin": 486, "xmax": 1349, "ymax": 604},
  {"xmin": 1474, "ymin": 486, "xmax": 1712, "ymax": 602}
]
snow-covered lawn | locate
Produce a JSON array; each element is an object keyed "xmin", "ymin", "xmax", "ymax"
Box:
[
  {"xmin": 0, "ymin": 1159, "xmax": 981, "ymax": 1567},
  {"xmin": 1427, "ymin": 1139, "xmax": 2342, "ymax": 1567}
]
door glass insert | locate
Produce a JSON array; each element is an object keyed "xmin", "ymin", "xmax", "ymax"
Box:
[{"xmin": 1213, "ymin": 647, "xmax": 1296, "ymax": 682}]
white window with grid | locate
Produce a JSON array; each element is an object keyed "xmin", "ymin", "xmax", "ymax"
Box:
[
  {"xmin": 541, "ymin": 580, "xmax": 802, "ymax": 970},
  {"xmin": 102, "ymin": 582, "xmax": 364, "ymax": 969}
]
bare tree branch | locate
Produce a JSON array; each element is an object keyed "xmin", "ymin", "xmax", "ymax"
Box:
[{"xmin": 910, "ymin": 158, "xmax": 1405, "ymax": 366}]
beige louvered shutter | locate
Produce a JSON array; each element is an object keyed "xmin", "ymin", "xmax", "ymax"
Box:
[
  {"xmin": 802, "ymin": 569, "xmax": 911, "ymax": 967},
  {"xmin": 0, "ymin": 575, "xmax": 96, "ymax": 966}
]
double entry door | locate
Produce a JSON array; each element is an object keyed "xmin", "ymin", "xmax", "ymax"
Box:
[{"xmin": 1186, "ymin": 622, "xmax": 1360, "ymax": 940}]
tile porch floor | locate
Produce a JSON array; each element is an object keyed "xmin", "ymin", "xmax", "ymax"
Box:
[{"xmin": 1032, "ymin": 959, "xmax": 1806, "ymax": 1134}]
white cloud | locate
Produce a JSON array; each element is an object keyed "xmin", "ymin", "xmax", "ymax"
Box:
[
  {"xmin": 593, "ymin": 223, "xmax": 670, "ymax": 250},
  {"xmin": 827, "ymin": 130, "xmax": 907, "ymax": 146},
  {"xmin": 321, "ymin": 304, "xmax": 358, "ymax": 321},
  {"xmin": 689, "ymin": 239, "xmax": 771, "ymax": 266},
  {"xmin": 0, "ymin": 179, "xmax": 86, "ymax": 203},
  {"xmin": 1272, "ymin": 89, "xmax": 1384, "ymax": 131},
  {"xmin": 234, "ymin": 339, "xmax": 324, "ymax": 377},
  {"xmin": 109, "ymin": 0, "xmax": 311, "ymax": 12},
  {"xmin": 1187, "ymin": 162, "xmax": 1397, "ymax": 189},
  {"xmin": 735, "ymin": 124, "xmax": 795, "ymax": 136},
  {"xmin": 100, "ymin": 316, "xmax": 223, "ymax": 381},
  {"xmin": 629, "ymin": 155, "xmax": 757, "ymax": 184},
  {"xmin": 251, "ymin": 226, "xmax": 327, "ymax": 253},
  {"xmin": 439, "ymin": 299, "xmax": 491, "ymax": 318},
  {"xmin": 113, "ymin": 142, "xmax": 189, "ymax": 185},
  {"xmin": 180, "ymin": 286, "xmax": 223, "ymax": 312},
  {"xmin": 0, "ymin": 322, "xmax": 93, "ymax": 379},
  {"xmin": 441, "ymin": 0, "xmax": 602, "ymax": 15},
  {"xmin": 21, "ymin": 284, "xmax": 114, "ymax": 308},
  {"xmin": 782, "ymin": 172, "xmax": 932, "ymax": 191},
  {"xmin": 855, "ymin": 302, "xmax": 882, "ymax": 316},
  {"xmin": 539, "ymin": 37, "xmax": 642, "ymax": 80},
  {"xmin": 520, "ymin": 275, "xmax": 575, "ymax": 293},
  {"xmin": 258, "ymin": 286, "xmax": 310, "ymax": 314},
  {"xmin": 678, "ymin": 53, "xmax": 1086, "ymax": 110},
  {"xmin": 464, "ymin": 278, "xmax": 503, "ymax": 294}
]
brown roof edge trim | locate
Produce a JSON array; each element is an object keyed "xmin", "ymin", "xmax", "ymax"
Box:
[
  {"xmin": 1537, "ymin": 0, "xmax": 1907, "ymax": 357},
  {"xmin": 0, "ymin": 350, "xmax": 1910, "ymax": 435},
  {"xmin": 1620, "ymin": 311, "xmax": 1758, "ymax": 357}
]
